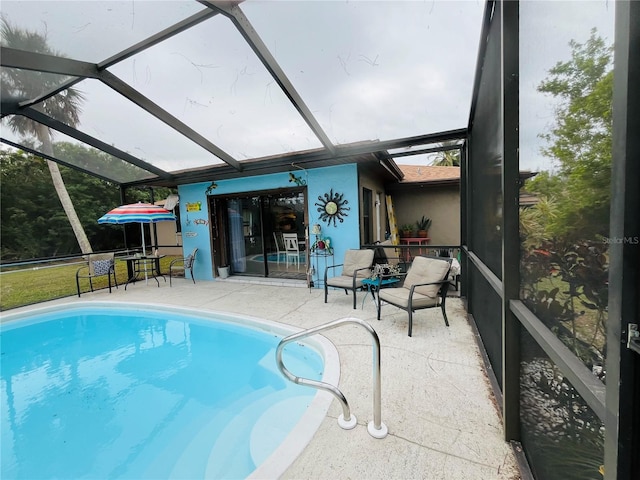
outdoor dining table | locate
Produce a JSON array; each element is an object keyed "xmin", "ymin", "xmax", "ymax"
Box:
[
  {"xmin": 399, "ymin": 237, "xmax": 430, "ymax": 262},
  {"xmin": 120, "ymin": 255, "xmax": 166, "ymax": 289}
]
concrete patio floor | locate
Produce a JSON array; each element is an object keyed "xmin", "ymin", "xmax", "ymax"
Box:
[{"xmin": 7, "ymin": 276, "xmax": 521, "ymax": 479}]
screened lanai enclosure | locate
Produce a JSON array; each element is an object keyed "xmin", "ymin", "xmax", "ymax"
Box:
[{"xmin": 1, "ymin": 1, "xmax": 638, "ymax": 479}]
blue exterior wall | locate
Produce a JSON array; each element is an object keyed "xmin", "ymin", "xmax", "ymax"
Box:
[{"xmin": 176, "ymin": 163, "xmax": 360, "ymax": 284}]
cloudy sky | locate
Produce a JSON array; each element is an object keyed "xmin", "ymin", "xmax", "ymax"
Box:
[{"xmin": 1, "ymin": 0, "xmax": 615, "ymax": 174}]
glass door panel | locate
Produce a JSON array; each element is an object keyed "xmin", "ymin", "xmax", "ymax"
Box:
[
  {"xmin": 222, "ymin": 190, "xmax": 306, "ymax": 280},
  {"xmin": 228, "ymin": 196, "xmax": 265, "ymax": 276},
  {"xmin": 264, "ymin": 192, "xmax": 307, "ymax": 280}
]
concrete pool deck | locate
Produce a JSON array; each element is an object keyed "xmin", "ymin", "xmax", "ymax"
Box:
[{"xmin": 7, "ymin": 277, "xmax": 521, "ymax": 479}]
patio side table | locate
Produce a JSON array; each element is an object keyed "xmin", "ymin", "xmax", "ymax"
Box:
[
  {"xmin": 361, "ymin": 277, "xmax": 401, "ymax": 309},
  {"xmin": 310, "ymin": 250, "xmax": 334, "ymax": 288}
]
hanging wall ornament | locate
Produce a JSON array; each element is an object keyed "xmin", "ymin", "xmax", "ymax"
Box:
[
  {"xmin": 205, "ymin": 181, "xmax": 218, "ymax": 195},
  {"xmin": 288, "ymin": 172, "xmax": 306, "ymax": 186},
  {"xmin": 315, "ymin": 189, "xmax": 350, "ymax": 226}
]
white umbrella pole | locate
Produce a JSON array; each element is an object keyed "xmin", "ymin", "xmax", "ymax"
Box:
[
  {"xmin": 140, "ymin": 223, "xmax": 146, "ymax": 255},
  {"xmin": 140, "ymin": 223, "xmax": 148, "ymax": 283}
]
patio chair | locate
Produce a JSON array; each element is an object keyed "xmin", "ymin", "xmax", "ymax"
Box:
[
  {"xmin": 436, "ymin": 248, "xmax": 461, "ymax": 291},
  {"xmin": 169, "ymin": 248, "xmax": 198, "ymax": 286},
  {"xmin": 324, "ymin": 249, "xmax": 375, "ymax": 309},
  {"xmin": 376, "ymin": 255, "xmax": 452, "ymax": 337},
  {"xmin": 272, "ymin": 232, "xmax": 284, "ymax": 265},
  {"xmin": 373, "ymin": 239, "xmax": 407, "ymax": 272},
  {"xmin": 76, "ymin": 253, "xmax": 118, "ymax": 297},
  {"xmin": 282, "ymin": 233, "xmax": 300, "ymax": 269}
]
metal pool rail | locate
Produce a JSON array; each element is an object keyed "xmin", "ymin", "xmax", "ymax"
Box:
[{"xmin": 275, "ymin": 317, "xmax": 388, "ymax": 439}]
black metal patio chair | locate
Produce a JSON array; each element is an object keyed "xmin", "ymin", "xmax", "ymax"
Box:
[{"xmin": 76, "ymin": 253, "xmax": 118, "ymax": 297}]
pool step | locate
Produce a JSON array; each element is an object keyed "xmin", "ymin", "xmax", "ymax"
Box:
[
  {"xmin": 248, "ymin": 395, "xmax": 312, "ymax": 466},
  {"xmin": 165, "ymin": 386, "xmax": 308, "ymax": 479}
]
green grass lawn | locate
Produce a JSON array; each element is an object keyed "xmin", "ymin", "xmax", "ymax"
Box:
[{"xmin": 1, "ymin": 256, "xmax": 179, "ymax": 311}]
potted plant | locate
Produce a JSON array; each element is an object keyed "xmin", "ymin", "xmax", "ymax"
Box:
[
  {"xmin": 311, "ymin": 236, "xmax": 332, "ymax": 254},
  {"xmin": 370, "ymin": 263, "xmax": 401, "ymax": 280},
  {"xmin": 400, "ymin": 224, "xmax": 414, "ymax": 238},
  {"xmin": 218, "ymin": 265, "xmax": 230, "ymax": 278},
  {"xmin": 416, "ymin": 216, "xmax": 432, "ymax": 238}
]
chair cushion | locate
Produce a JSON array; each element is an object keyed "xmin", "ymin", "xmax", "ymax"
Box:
[
  {"xmin": 326, "ymin": 275, "xmax": 366, "ymax": 289},
  {"xmin": 378, "ymin": 288, "xmax": 439, "ymax": 308},
  {"xmin": 403, "ymin": 256, "xmax": 450, "ymax": 298},
  {"xmin": 341, "ymin": 249, "xmax": 374, "ymax": 278},
  {"xmin": 92, "ymin": 259, "xmax": 112, "ymax": 276}
]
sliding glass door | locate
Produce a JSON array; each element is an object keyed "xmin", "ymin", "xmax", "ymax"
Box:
[
  {"xmin": 227, "ymin": 196, "xmax": 265, "ymax": 276},
  {"xmin": 266, "ymin": 191, "xmax": 307, "ymax": 280},
  {"xmin": 212, "ymin": 188, "xmax": 307, "ymax": 280}
]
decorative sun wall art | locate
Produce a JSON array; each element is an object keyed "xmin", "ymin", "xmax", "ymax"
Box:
[{"xmin": 315, "ymin": 189, "xmax": 350, "ymax": 226}]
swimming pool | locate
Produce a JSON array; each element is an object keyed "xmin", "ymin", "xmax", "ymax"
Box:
[{"xmin": 0, "ymin": 302, "xmax": 339, "ymax": 479}]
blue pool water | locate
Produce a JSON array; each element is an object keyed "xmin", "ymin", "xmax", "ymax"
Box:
[{"xmin": 0, "ymin": 304, "xmax": 326, "ymax": 479}]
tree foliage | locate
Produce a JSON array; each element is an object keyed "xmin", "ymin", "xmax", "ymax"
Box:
[
  {"xmin": 520, "ymin": 30, "xmax": 612, "ymax": 384},
  {"xmin": 1, "ymin": 144, "xmax": 174, "ymax": 261},
  {"xmin": 1, "ymin": 18, "xmax": 93, "ymax": 253},
  {"xmin": 429, "ymin": 140, "xmax": 461, "ymax": 167},
  {"xmin": 526, "ymin": 29, "xmax": 613, "ymax": 242},
  {"xmin": 1, "ymin": 149, "xmax": 120, "ymax": 259}
]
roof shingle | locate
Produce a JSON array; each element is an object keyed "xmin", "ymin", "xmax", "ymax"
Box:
[{"xmin": 397, "ymin": 165, "xmax": 460, "ymax": 183}]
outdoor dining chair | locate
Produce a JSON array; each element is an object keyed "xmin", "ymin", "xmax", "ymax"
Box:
[
  {"xmin": 324, "ymin": 249, "xmax": 375, "ymax": 309},
  {"xmin": 376, "ymin": 255, "xmax": 452, "ymax": 337},
  {"xmin": 272, "ymin": 232, "xmax": 284, "ymax": 266},
  {"xmin": 169, "ymin": 248, "xmax": 198, "ymax": 286},
  {"xmin": 76, "ymin": 252, "xmax": 118, "ymax": 297},
  {"xmin": 282, "ymin": 233, "xmax": 301, "ymax": 269}
]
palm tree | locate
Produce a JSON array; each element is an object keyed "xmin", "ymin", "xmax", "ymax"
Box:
[
  {"xmin": 430, "ymin": 140, "xmax": 461, "ymax": 167},
  {"xmin": 1, "ymin": 19, "xmax": 93, "ymax": 254}
]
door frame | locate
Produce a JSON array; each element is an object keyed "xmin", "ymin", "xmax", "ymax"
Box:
[{"xmin": 208, "ymin": 186, "xmax": 308, "ymax": 278}]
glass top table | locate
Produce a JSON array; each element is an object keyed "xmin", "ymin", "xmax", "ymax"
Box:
[{"xmin": 360, "ymin": 277, "xmax": 401, "ymax": 308}]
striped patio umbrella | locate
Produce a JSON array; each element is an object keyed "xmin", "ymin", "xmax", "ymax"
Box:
[{"xmin": 98, "ymin": 202, "xmax": 176, "ymax": 255}]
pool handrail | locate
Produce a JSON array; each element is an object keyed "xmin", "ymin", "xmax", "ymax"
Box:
[{"xmin": 275, "ymin": 317, "xmax": 388, "ymax": 439}]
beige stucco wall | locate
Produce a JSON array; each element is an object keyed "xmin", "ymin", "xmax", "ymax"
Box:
[
  {"xmin": 153, "ymin": 221, "xmax": 183, "ymax": 256},
  {"xmin": 390, "ymin": 184, "xmax": 460, "ymax": 246}
]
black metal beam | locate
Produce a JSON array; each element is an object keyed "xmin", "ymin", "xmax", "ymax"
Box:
[
  {"xmin": 605, "ymin": 1, "xmax": 640, "ymax": 478},
  {"xmin": 0, "ymin": 137, "xmax": 120, "ymax": 184},
  {"xmin": 467, "ymin": 249, "xmax": 502, "ymax": 298},
  {"xmin": 0, "ymin": 48, "xmax": 87, "ymax": 112},
  {"xmin": 501, "ymin": 0, "xmax": 521, "ymax": 443},
  {"xmin": 468, "ymin": 1, "xmax": 496, "ymax": 131},
  {"xmin": 460, "ymin": 142, "xmax": 468, "ymax": 299},
  {"xmin": 120, "ymin": 128, "xmax": 468, "ymax": 187},
  {"xmin": 98, "ymin": 8, "xmax": 220, "ymax": 70},
  {"xmin": 201, "ymin": 1, "xmax": 336, "ymax": 155},
  {"xmin": 1, "ymin": 10, "xmax": 242, "ymax": 173},
  {"xmin": 16, "ymin": 107, "xmax": 172, "ymax": 179},
  {"xmin": 2, "ymin": 9, "xmax": 219, "ymax": 111},
  {"xmin": 0, "ymin": 47, "xmax": 99, "ymax": 78},
  {"xmin": 98, "ymin": 70, "xmax": 242, "ymax": 171},
  {"xmin": 389, "ymin": 143, "xmax": 464, "ymax": 158},
  {"xmin": 511, "ymin": 300, "xmax": 606, "ymax": 422}
]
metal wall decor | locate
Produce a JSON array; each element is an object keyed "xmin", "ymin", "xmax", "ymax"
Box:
[
  {"xmin": 205, "ymin": 181, "xmax": 218, "ymax": 195},
  {"xmin": 288, "ymin": 172, "xmax": 306, "ymax": 186},
  {"xmin": 315, "ymin": 189, "xmax": 350, "ymax": 226}
]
